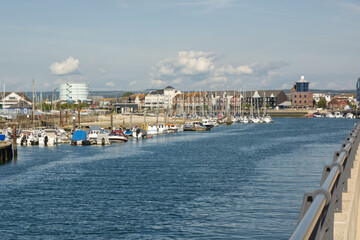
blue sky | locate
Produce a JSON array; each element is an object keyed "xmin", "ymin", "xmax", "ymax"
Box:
[{"xmin": 0, "ymin": 0, "xmax": 359, "ymax": 92}]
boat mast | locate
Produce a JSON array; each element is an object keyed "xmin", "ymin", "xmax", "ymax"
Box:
[{"xmin": 32, "ymin": 79, "xmax": 35, "ymax": 129}]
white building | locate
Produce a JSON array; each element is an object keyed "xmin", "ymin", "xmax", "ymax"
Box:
[
  {"xmin": 59, "ymin": 82, "xmax": 89, "ymax": 102},
  {"xmin": 0, "ymin": 92, "xmax": 32, "ymax": 108},
  {"xmin": 144, "ymin": 86, "xmax": 181, "ymax": 110},
  {"xmin": 313, "ymin": 93, "xmax": 331, "ymax": 103}
]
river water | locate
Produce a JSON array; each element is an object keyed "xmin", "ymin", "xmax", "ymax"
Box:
[{"xmin": 0, "ymin": 118, "xmax": 357, "ymax": 239}]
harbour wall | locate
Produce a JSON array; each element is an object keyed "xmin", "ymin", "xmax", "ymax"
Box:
[{"xmin": 0, "ymin": 141, "xmax": 13, "ymax": 165}]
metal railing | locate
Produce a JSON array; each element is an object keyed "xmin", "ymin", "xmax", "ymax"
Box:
[{"xmin": 290, "ymin": 122, "xmax": 360, "ymax": 240}]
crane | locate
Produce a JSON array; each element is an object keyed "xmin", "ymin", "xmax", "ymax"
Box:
[{"xmin": 44, "ymin": 87, "xmax": 58, "ymax": 111}]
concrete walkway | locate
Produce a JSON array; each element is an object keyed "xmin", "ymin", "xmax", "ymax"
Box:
[{"xmin": 334, "ymin": 143, "xmax": 360, "ymax": 239}]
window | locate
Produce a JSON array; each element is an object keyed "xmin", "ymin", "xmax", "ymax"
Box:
[
  {"xmin": 304, "ymin": 100, "xmax": 307, "ymax": 103},
  {"xmin": 304, "ymin": 95, "xmax": 307, "ymax": 98},
  {"xmin": 294, "ymin": 100, "xmax": 297, "ymax": 103},
  {"xmin": 294, "ymin": 95, "xmax": 297, "ymax": 98},
  {"xmin": 299, "ymin": 100, "xmax": 302, "ymax": 103},
  {"xmin": 9, "ymin": 97, "xmax": 16, "ymax": 100},
  {"xmin": 299, "ymin": 95, "xmax": 302, "ymax": 98}
]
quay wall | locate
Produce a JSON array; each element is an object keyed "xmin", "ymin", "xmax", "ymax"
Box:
[{"xmin": 0, "ymin": 141, "xmax": 13, "ymax": 165}]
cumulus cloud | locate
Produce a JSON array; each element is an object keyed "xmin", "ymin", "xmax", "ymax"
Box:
[
  {"xmin": 106, "ymin": 82, "xmax": 115, "ymax": 87},
  {"xmin": 150, "ymin": 51, "xmax": 287, "ymax": 89},
  {"xmin": 49, "ymin": 57, "xmax": 80, "ymax": 75}
]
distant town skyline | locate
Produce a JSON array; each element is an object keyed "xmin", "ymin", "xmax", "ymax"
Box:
[{"xmin": 1, "ymin": 0, "xmax": 359, "ymax": 91}]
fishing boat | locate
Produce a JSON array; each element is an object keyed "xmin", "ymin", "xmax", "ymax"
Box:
[
  {"xmin": 166, "ymin": 124, "xmax": 179, "ymax": 133},
  {"xmin": 147, "ymin": 124, "xmax": 158, "ymax": 135},
  {"xmin": 157, "ymin": 123, "xmax": 168, "ymax": 134},
  {"xmin": 108, "ymin": 130, "xmax": 127, "ymax": 143}
]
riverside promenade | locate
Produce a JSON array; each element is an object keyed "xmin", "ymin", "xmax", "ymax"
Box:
[{"xmin": 290, "ymin": 121, "xmax": 360, "ymax": 239}]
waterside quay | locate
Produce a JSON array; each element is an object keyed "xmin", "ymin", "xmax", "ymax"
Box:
[
  {"xmin": 290, "ymin": 121, "xmax": 360, "ymax": 239},
  {"xmin": 0, "ymin": 141, "xmax": 13, "ymax": 165}
]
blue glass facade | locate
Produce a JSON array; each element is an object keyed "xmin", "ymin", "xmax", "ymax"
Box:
[{"xmin": 295, "ymin": 82, "xmax": 309, "ymax": 92}]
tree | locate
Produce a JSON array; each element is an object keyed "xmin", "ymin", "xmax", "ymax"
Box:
[
  {"xmin": 317, "ymin": 97, "xmax": 327, "ymax": 109},
  {"xmin": 122, "ymin": 92, "xmax": 134, "ymax": 98}
]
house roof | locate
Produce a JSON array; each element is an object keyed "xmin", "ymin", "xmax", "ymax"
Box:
[
  {"xmin": 0, "ymin": 92, "xmax": 32, "ymax": 102},
  {"xmin": 164, "ymin": 86, "xmax": 174, "ymax": 90}
]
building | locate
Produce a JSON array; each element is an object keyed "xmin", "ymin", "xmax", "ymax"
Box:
[
  {"xmin": 0, "ymin": 92, "xmax": 32, "ymax": 108},
  {"xmin": 242, "ymin": 90, "xmax": 288, "ymax": 109},
  {"xmin": 313, "ymin": 93, "xmax": 331, "ymax": 103},
  {"xmin": 328, "ymin": 97, "xmax": 348, "ymax": 110},
  {"xmin": 144, "ymin": 86, "xmax": 181, "ymax": 110},
  {"xmin": 357, "ymin": 77, "xmax": 360, "ymax": 107},
  {"xmin": 290, "ymin": 76, "xmax": 314, "ymax": 108},
  {"xmin": 59, "ymin": 82, "xmax": 90, "ymax": 102}
]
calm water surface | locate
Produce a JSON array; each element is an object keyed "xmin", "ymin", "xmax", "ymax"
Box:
[{"xmin": 0, "ymin": 118, "xmax": 357, "ymax": 239}]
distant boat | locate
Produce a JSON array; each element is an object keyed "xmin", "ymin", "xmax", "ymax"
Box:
[{"xmin": 183, "ymin": 121, "xmax": 211, "ymax": 131}]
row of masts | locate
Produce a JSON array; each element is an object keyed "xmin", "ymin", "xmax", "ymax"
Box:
[{"xmin": 149, "ymin": 90, "xmax": 273, "ymax": 118}]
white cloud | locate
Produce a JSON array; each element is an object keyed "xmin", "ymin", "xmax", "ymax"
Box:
[
  {"xmin": 106, "ymin": 81, "xmax": 115, "ymax": 87},
  {"xmin": 49, "ymin": 57, "xmax": 80, "ymax": 75},
  {"xmin": 150, "ymin": 51, "xmax": 287, "ymax": 89}
]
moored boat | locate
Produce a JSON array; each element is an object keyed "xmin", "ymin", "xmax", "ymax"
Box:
[
  {"xmin": 108, "ymin": 130, "xmax": 127, "ymax": 143},
  {"xmin": 183, "ymin": 121, "xmax": 211, "ymax": 131}
]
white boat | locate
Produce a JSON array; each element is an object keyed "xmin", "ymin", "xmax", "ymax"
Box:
[
  {"xmin": 157, "ymin": 123, "xmax": 168, "ymax": 134},
  {"xmin": 202, "ymin": 119, "xmax": 214, "ymax": 128},
  {"xmin": 132, "ymin": 128, "xmax": 148, "ymax": 139},
  {"xmin": 166, "ymin": 124, "xmax": 179, "ymax": 133},
  {"xmin": 334, "ymin": 112, "xmax": 343, "ymax": 118},
  {"xmin": 263, "ymin": 115, "xmax": 273, "ymax": 123},
  {"xmin": 147, "ymin": 124, "xmax": 158, "ymax": 135},
  {"xmin": 17, "ymin": 130, "xmax": 39, "ymax": 145},
  {"xmin": 345, "ymin": 113, "xmax": 355, "ymax": 119},
  {"xmin": 326, "ymin": 112, "xmax": 335, "ymax": 118},
  {"xmin": 39, "ymin": 129, "xmax": 59, "ymax": 146}
]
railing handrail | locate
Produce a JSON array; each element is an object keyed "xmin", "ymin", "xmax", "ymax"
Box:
[{"xmin": 290, "ymin": 122, "xmax": 360, "ymax": 240}]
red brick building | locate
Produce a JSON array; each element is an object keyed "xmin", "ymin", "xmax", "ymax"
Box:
[
  {"xmin": 328, "ymin": 97, "xmax": 348, "ymax": 110},
  {"xmin": 290, "ymin": 76, "xmax": 314, "ymax": 108}
]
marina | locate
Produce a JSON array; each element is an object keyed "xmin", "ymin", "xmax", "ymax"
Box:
[{"xmin": 0, "ymin": 118, "xmax": 357, "ymax": 239}]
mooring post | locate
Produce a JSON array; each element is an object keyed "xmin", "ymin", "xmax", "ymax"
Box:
[
  {"xmin": 60, "ymin": 110, "xmax": 63, "ymax": 127},
  {"xmin": 12, "ymin": 126, "xmax": 17, "ymax": 158},
  {"xmin": 78, "ymin": 110, "xmax": 80, "ymax": 128}
]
